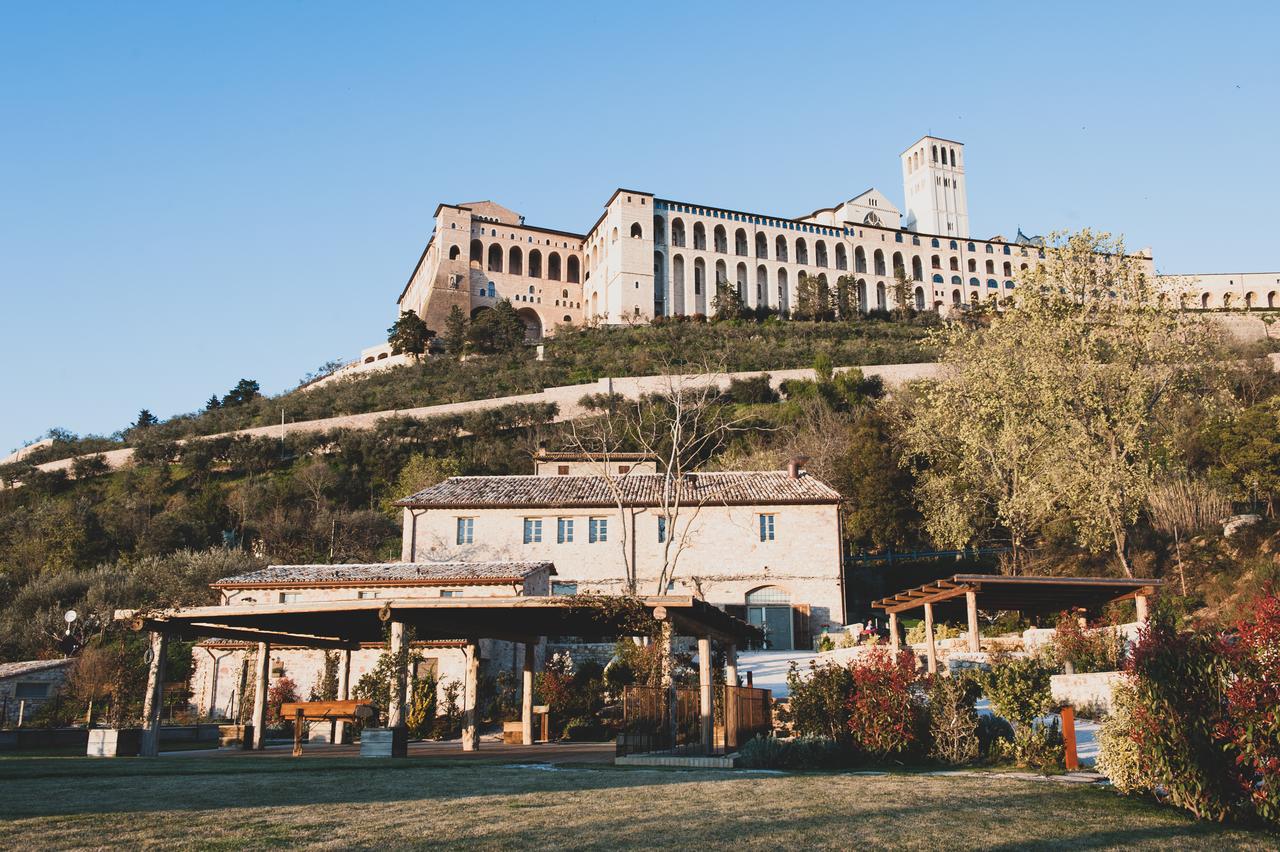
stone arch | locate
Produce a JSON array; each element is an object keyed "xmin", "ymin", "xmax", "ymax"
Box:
[
  {"xmin": 836, "ymin": 243, "xmax": 848, "ymax": 271},
  {"xmin": 548, "ymin": 252, "xmax": 562, "ymax": 281},
  {"xmin": 470, "ymin": 239, "xmax": 483, "ymax": 268},
  {"xmin": 517, "ymin": 308, "xmax": 542, "ymax": 341},
  {"xmin": 487, "ymin": 244, "xmax": 503, "ymax": 273},
  {"xmin": 735, "ymin": 228, "xmax": 748, "ymax": 256},
  {"xmin": 756, "ymin": 231, "xmax": 768, "ymax": 259},
  {"xmin": 795, "ymin": 238, "xmax": 809, "ymax": 265},
  {"xmin": 714, "ymin": 225, "xmax": 727, "ymax": 253},
  {"xmin": 693, "ymin": 222, "xmax": 707, "ymax": 250},
  {"xmin": 508, "ymin": 246, "xmax": 523, "ymax": 275},
  {"xmin": 777, "ymin": 268, "xmax": 789, "ymax": 314},
  {"xmin": 854, "ymin": 246, "xmax": 867, "ymax": 274},
  {"xmin": 528, "ymin": 249, "xmax": 542, "ymax": 278},
  {"xmin": 775, "ymin": 235, "xmax": 788, "ymax": 262},
  {"xmin": 630, "ymin": 222, "xmax": 643, "ymax": 239},
  {"xmin": 671, "ymin": 218, "xmax": 686, "ymax": 247},
  {"xmin": 449, "ymin": 245, "xmax": 461, "ymax": 260},
  {"xmin": 567, "ymin": 256, "xmax": 580, "ymax": 283}
]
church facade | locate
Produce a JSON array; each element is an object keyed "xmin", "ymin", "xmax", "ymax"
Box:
[{"xmin": 392, "ymin": 136, "xmax": 1150, "ymax": 343}]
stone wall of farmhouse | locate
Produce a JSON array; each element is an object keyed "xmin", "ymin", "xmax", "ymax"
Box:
[
  {"xmin": 405, "ymin": 502, "xmax": 845, "ymax": 631},
  {"xmin": 0, "ymin": 665, "xmax": 71, "ymax": 724}
]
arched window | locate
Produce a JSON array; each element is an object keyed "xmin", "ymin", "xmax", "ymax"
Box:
[
  {"xmin": 745, "ymin": 586, "xmax": 793, "ymax": 649},
  {"xmin": 854, "ymin": 246, "xmax": 867, "ymax": 274},
  {"xmin": 567, "ymin": 256, "xmax": 580, "ymax": 283},
  {"xmin": 816, "ymin": 240, "xmax": 828, "ymax": 268},
  {"xmin": 630, "ymin": 222, "xmax": 643, "ymax": 239},
  {"xmin": 949, "ymin": 240, "xmax": 958, "ymax": 250},
  {"xmin": 672, "ymin": 254, "xmax": 685, "ymax": 315},
  {"xmin": 873, "ymin": 250, "xmax": 886, "ymax": 276},
  {"xmin": 1003, "ymin": 261, "xmax": 1012, "ymax": 277},
  {"xmin": 653, "ymin": 252, "xmax": 666, "ymax": 315},
  {"xmin": 1270, "ymin": 292, "xmax": 1278, "ymax": 309},
  {"xmin": 950, "ymin": 147, "xmax": 957, "ymax": 166},
  {"xmin": 756, "ymin": 265, "xmax": 768, "ymax": 307},
  {"xmin": 693, "ymin": 222, "xmax": 706, "ymax": 250},
  {"xmin": 968, "ymin": 258, "xmax": 976, "ymax": 272},
  {"xmin": 931, "ymin": 238, "xmax": 940, "ymax": 249},
  {"xmin": 736, "ymin": 262, "xmax": 748, "ymax": 301},
  {"xmin": 856, "ymin": 278, "xmax": 867, "ymax": 312},
  {"xmin": 1201, "ymin": 293, "xmax": 1210, "ymax": 309},
  {"xmin": 734, "ymin": 228, "xmax": 748, "ymax": 256},
  {"xmin": 836, "ymin": 244, "xmax": 848, "ymax": 270},
  {"xmin": 470, "ymin": 239, "xmax": 483, "ymax": 267},
  {"xmin": 967, "ymin": 242, "xmax": 976, "ymax": 252},
  {"xmin": 795, "ymin": 238, "xmax": 809, "ymax": 265},
  {"xmin": 548, "ymin": 252, "xmax": 562, "ymax": 281},
  {"xmin": 931, "ymin": 255, "xmax": 941, "ymax": 270},
  {"xmin": 952, "ymin": 289, "xmax": 961, "ymax": 305},
  {"xmin": 449, "ymin": 245, "xmax": 461, "ymax": 260},
  {"xmin": 508, "ymin": 246, "xmax": 523, "ymax": 275},
  {"xmin": 876, "ymin": 281, "xmax": 886, "ymax": 310},
  {"xmin": 949, "ymin": 257, "xmax": 959, "ymax": 271},
  {"xmin": 755, "ymin": 232, "xmax": 768, "ymax": 259},
  {"xmin": 715, "ymin": 259, "xmax": 727, "ymax": 286},
  {"xmin": 775, "ymin": 234, "xmax": 788, "ymax": 261},
  {"xmin": 932, "ymin": 144, "xmax": 938, "ymax": 162},
  {"xmin": 672, "ymin": 218, "xmax": 686, "ymax": 247},
  {"xmin": 487, "ymin": 244, "xmax": 503, "ymax": 273},
  {"xmin": 714, "ymin": 225, "xmax": 727, "ymax": 253},
  {"xmin": 892, "ymin": 251, "xmax": 904, "ymax": 276},
  {"xmin": 985, "ymin": 259, "xmax": 995, "ymax": 274},
  {"xmin": 528, "ymin": 249, "xmax": 542, "ymax": 278},
  {"xmin": 914, "ymin": 286, "xmax": 925, "ymax": 311},
  {"xmin": 777, "ymin": 268, "xmax": 789, "ymax": 314},
  {"xmin": 941, "ymin": 147, "xmax": 948, "ymax": 166},
  {"xmin": 911, "ymin": 256, "xmax": 923, "ymax": 281},
  {"xmin": 611, "ymin": 227, "xmax": 619, "ymax": 243},
  {"xmin": 694, "ymin": 257, "xmax": 706, "ymax": 302},
  {"xmin": 933, "ymin": 274, "xmax": 944, "ymax": 284}
]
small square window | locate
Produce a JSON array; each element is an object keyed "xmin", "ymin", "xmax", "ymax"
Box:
[
  {"xmin": 279, "ymin": 592, "xmax": 301, "ymax": 604},
  {"xmin": 357, "ymin": 590, "xmax": 380, "ymax": 600},
  {"xmin": 440, "ymin": 589, "xmax": 463, "ymax": 598},
  {"xmin": 557, "ymin": 465, "xmax": 570, "ymax": 476},
  {"xmin": 618, "ymin": 465, "xmax": 630, "ymax": 474}
]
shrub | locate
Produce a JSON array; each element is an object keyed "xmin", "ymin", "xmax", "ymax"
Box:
[
  {"xmin": 737, "ymin": 733, "xmax": 790, "ymax": 769},
  {"xmin": 846, "ymin": 648, "xmax": 925, "ymax": 761},
  {"xmin": 1096, "ymin": 682, "xmax": 1153, "ymax": 794},
  {"xmin": 905, "ymin": 621, "xmax": 964, "ymax": 644},
  {"xmin": 1216, "ymin": 588, "xmax": 1280, "ymax": 826},
  {"xmin": 726, "ymin": 375, "xmax": 778, "ymax": 405},
  {"xmin": 267, "ymin": 676, "xmax": 299, "ymax": 723},
  {"xmin": 975, "ymin": 714, "xmax": 1014, "ymax": 761},
  {"xmin": 1127, "ymin": 608, "xmax": 1239, "ymax": 822},
  {"xmin": 406, "ymin": 674, "xmax": 437, "ymax": 739},
  {"xmin": 927, "ymin": 673, "xmax": 980, "ymax": 766},
  {"xmin": 979, "ymin": 655, "xmax": 1054, "ymax": 730},
  {"xmin": 735, "ymin": 734, "xmax": 853, "ymax": 770},
  {"xmin": 786, "ymin": 660, "xmax": 855, "ymax": 745},
  {"xmin": 1050, "ymin": 614, "xmax": 1124, "ymax": 673}
]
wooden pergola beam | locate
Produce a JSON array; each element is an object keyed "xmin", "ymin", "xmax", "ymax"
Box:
[
  {"xmin": 879, "ymin": 584, "xmax": 976, "ymax": 615},
  {"xmin": 139, "ymin": 619, "xmax": 360, "ymax": 650}
]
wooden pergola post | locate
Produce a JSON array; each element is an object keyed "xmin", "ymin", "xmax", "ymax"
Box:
[
  {"xmin": 521, "ymin": 639, "xmax": 536, "ymax": 746},
  {"xmin": 923, "ymin": 602, "xmax": 937, "ymax": 674},
  {"xmin": 698, "ymin": 636, "xmax": 713, "ymax": 754},
  {"xmin": 386, "ymin": 620, "xmax": 407, "ymax": 730},
  {"xmin": 251, "ymin": 641, "xmax": 270, "ymax": 749},
  {"xmin": 965, "ymin": 590, "xmax": 980, "ymax": 653},
  {"xmin": 658, "ymin": 617, "xmax": 677, "ymax": 749},
  {"xmin": 139, "ymin": 630, "xmax": 168, "ymax": 757},
  {"xmin": 462, "ymin": 638, "xmax": 480, "ymax": 751},
  {"xmin": 888, "ymin": 612, "xmax": 900, "ymax": 653},
  {"xmin": 333, "ymin": 649, "xmax": 351, "ymax": 745},
  {"xmin": 724, "ymin": 643, "xmax": 738, "ymax": 687},
  {"xmin": 1135, "ymin": 592, "xmax": 1150, "ymax": 623}
]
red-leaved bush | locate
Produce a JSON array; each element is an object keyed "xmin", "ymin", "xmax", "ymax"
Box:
[
  {"xmin": 845, "ymin": 648, "xmax": 925, "ymax": 761},
  {"xmin": 1217, "ymin": 588, "xmax": 1280, "ymax": 825}
]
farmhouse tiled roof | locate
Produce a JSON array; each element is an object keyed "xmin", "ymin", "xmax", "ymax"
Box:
[
  {"xmin": 212, "ymin": 561, "xmax": 555, "ymax": 589},
  {"xmin": 0, "ymin": 658, "xmax": 74, "ymax": 679},
  {"xmin": 396, "ymin": 471, "xmax": 842, "ymax": 509}
]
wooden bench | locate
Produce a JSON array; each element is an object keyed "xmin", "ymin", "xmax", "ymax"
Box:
[
  {"xmin": 280, "ymin": 700, "xmax": 377, "ymax": 756},
  {"xmin": 501, "ymin": 706, "xmax": 552, "ymax": 744}
]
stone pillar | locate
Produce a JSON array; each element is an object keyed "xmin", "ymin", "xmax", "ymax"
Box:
[
  {"xmin": 387, "ymin": 621, "xmax": 407, "ymax": 730},
  {"xmin": 252, "ymin": 641, "xmax": 270, "ymax": 749},
  {"xmin": 140, "ymin": 631, "xmax": 168, "ymax": 757},
  {"xmin": 698, "ymin": 637, "xmax": 713, "ymax": 754},
  {"xmin": 966, "ymin": 590, "xmax": 980, "ymax": 653},
  {"xmin": 521, "ymin": 640, "xmax": 536, "ymax": 746},
  {"xmin": 334, "ymin": 649, "xmax": 352, "ymax": 745},
  {"xmin": 724, "ymin": 643, "xmax": 738, "ymax": 687},
  {"xmin": 462, "ymin": 639, "xmax": 480, "ymax": 751},
  {"xmin": 923, "ymin": 603, "xmax": 937, "ymax": 675},
  {"xmin": 1135, "ymin": 593, "xmax": 1150, "ymax": 624},
  {"xmin": 888, "ymin": 612, "xmax": 900, "ymax": 654},
  {"xmin": 659, "ymin": 619, "xmax": 677, "ymax": 749}
]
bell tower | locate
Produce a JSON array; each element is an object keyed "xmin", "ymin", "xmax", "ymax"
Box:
[{"xmin": 901, "ymin": 136, "xmax": 969, "ymax": 238}]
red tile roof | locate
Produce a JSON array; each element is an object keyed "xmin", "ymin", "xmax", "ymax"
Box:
[{"xmin": 213, "ymin": 561, "xmax": 554, "ymax": 589}]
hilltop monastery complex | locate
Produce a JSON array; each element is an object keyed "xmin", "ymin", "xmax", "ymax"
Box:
[{"xmin": 353, "ymin": 134, "xmax": 1278, "ymax": 361}]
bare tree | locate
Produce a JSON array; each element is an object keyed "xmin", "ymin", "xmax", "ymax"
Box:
[
  {"xmin": 1146, "ymin": 475, "xmax": 1231, "ymax": 595},
  {"xmin": 565, "ymin": 362, "xmax": 760, "ymax": 595}
]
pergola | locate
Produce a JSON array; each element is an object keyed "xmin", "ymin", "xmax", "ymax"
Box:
[
  {"xmin": 116, "ymin": 595, "xmax": 759, "ymax": 758},
  {"xmin": 872, "ymin": 574, "xmax": 1162, "ymax": 673}
]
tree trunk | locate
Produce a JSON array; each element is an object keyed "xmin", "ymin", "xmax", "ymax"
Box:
[{"xmin": 1113, "ymin": 526, "xmax": 1133, "ymax": 578}]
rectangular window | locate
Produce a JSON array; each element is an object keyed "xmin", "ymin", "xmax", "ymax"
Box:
[
  {"xmin": 279, "ymin": 592, "xmax": 300, "ymax": 604},
  {"xmin": 357, "ymin": 590, "xmax": 380, "ymax": 600},
  {"xmin": 657, "ymin": 516, "xmax": 667, "ymax": 543},
  {"xmin": 440, "ymin": 589, "xmax": 463, "ymax": 598},
  {"xmin": 759, "ymin": 513, "xmax": 776, "ymax": 542},
  {"xmin": 523, "ymin": 518, "xmax": 543, "ymax": 544},
  {"xmin": 15, "ymin": 682, "xmax": 49, "ymax": 700},
  {"xmin": 456, "ymin": 517, "xmax": 474, "ymax": 545},
  {"xmin": 618, "ymin": 464, "xmax": 630, "ymax": 474},
  {"xmin": 557, "ymin": 518, "xmax": 574, "ymax": 544},
  {"xmin": 557, "ymin": 465, "xmax": 570, "ymax": 476},
  {"xmin": 552, "ymin": 581, "xmax": 579, "ymax": 596},
  {"xmin": 589, "ymin": 517, "xmax": 608, "ymax": 543}
]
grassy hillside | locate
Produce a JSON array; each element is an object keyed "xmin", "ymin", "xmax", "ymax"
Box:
[{"xmin": 10, "ymin": 318, "xmax": 937, "ymax": 466}]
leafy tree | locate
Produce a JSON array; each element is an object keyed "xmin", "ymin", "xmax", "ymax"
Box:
[
  {"xmin": 442, "ymin": 305, "xmax": 468, "ymax": 359},
  {"xmin": 891, "ymin": 268, "xmax": 913, "ymax": 319},
  {"xmin": 711, "ymin": 276, "xmax": 745, "ymax": 321},
  {"xmin": 467, "ymin": 300, "xmax": 526, "ymax": 354},
  {"xmin": 793, "ymin": 272, "xmax": 816, "ymax": 321},
  {"xmin": 381, "ymin": 453, "xmax": 461, "ymax": 519},
  {"xmin": 387, "ymin": 310, "xmax": 433, "ymax": 356},
  {"xmin": 223, "ymin": 379, "xmax": 261, "ymax": 407},
  {"xmin": 835, "ymin": 275, "xmax": 855, "ymax": 320},
  {"xmin": 1202, "ymin": 402, "xmax": 1280, "ymax": 515}
]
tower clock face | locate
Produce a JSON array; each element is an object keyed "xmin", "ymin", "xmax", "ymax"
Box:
[{"xmin": 864, "ymin": 212, "xmax": 881, "ymax": 226}]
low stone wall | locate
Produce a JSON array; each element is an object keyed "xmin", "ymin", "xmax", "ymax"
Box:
[{"xmin": 1050, "ymin": 671, "xmax": 1125, "ymax": 717}]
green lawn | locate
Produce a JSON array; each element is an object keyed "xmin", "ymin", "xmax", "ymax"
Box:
[{"xmin": 0, "ymin": 757, "xmax": 1273, "ymax": 850}]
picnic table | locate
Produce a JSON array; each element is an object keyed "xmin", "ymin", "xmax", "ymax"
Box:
[{"xmin": 279, "ymin": 700, "xmax": 377, "ymax": 756}]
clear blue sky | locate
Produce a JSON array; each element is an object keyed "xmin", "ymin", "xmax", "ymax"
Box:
[{"xmin": 2, "ymin": 1, "xmax": 1277, "ymax": 454}]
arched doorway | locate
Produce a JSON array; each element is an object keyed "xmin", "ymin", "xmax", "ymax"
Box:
[
  {"xmin": 517, "ymin": 308, "xmax": 543, "ymax": 342},
  {"xmin": 745, "ymin": 586, "xmax": 792, "ymax": 650}
]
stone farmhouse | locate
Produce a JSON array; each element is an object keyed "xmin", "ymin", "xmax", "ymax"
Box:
[{"xmin": 190, "ymin": 457, "xmax": 844, "ymax": 719}]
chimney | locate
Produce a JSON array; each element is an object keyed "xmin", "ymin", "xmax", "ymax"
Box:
[{"xmin": 787, "ymin": 455, "xmax": 810, "ymax": 479}]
